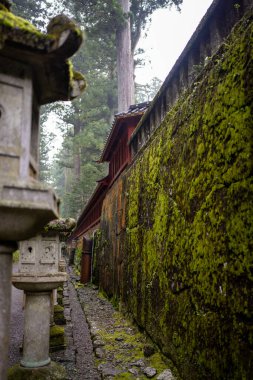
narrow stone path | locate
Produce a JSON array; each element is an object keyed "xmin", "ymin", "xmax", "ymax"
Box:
[
  {"xmin": 46, "ymin": 274, "xmax": 101, "ymax": 380},
  {"xmin": 8, "ymin": 265, "xmax": 176, "ymax": 379},
  {"xmin": 65, "ymin": 279, "xmax": 101, "ymax": 379}
]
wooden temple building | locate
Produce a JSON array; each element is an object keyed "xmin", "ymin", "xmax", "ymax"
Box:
[{"xmin": 69, "ymin": 102, "xmax": 150, "ymax": 281}]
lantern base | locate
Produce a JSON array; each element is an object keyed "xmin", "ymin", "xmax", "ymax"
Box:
[{"xmin": 7, "ymin": 362, "xmax": 67, "ymax": 380}]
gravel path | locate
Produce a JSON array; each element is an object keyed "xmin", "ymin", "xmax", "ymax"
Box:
[{"xmin": 71, "ymin": 271, "xmax": 177, "ymax": 380}]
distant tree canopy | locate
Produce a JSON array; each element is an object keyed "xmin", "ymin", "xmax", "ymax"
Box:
[
  {"xmin": 13, "ymin": 0, "xmax": 182, "ymax": 217},
  {"xmin": 60, "ymin": 0, "xmax": 182, "ymax": 49}
]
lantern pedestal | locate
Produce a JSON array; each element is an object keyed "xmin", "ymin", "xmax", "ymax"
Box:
[
  {"xmin": 0, "ymin": 242, "xmax": 17, "ymax": 380},
  {"xmin": 21, "ymin": 291, "xmax": 51, "ymax": 368},
  {"xmin": 10, "ymin": 274, "xmax": 67, "ymax": 379},
  {"xmin": 11, "ymin": 230, "xmax": 67, "ymax": 372}
]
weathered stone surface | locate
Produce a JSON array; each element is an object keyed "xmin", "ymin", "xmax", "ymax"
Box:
[
  {"xmin": 90, "ymin": 327, "xmax": 100, "ymax": 338},
  {"xmin": 131, "ymin": 359, "xmax": 145, "ymax": 367},
  {"xmin": 143, "ymin": 367, "xmax": 157, "ymax": 378},
  {"xmin": 95, "ymin": 347, "xmax": 105, "ymax": 359},
  {"xmin": 98, "ymin": 363, "xmax": 121, "ymax": 377},
  {"xmin": 129, "ymin": 367, "xmax": 139, "ymax": 376},
  {"xmin": 157, "ymin": 369, "xmax": 175, "ymax": 380},
  {"xmin": 46, "ymin": 218, "xmax": 76, "ymax": 233},
  {"xmin": 93, "ymin": 339, "xmax": 105, "ymax": 348},
  {"xmin": 21, "ymin": 292, "xmax": 51, "ymax": 368},
  {"xmin": 8, "ymin": 361, "xmax": 67, "ymax": 380}
]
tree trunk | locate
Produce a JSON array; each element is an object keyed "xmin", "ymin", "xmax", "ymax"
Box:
[
  {"xmin": 116, "ymin": 0, "xmax": 134, "ymax": 113},
  {"xmin": 74, "ymin": 120, "xmax": 81, "ymax": 180}
]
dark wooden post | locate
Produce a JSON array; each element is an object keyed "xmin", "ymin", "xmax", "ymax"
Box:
[{"xmin": 80, "ymin": 238, "xmax": 93, "ymax": 284}]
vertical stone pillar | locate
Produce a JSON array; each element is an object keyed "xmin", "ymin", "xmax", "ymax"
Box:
[
  {"xmin": 0, "ymin": 242, "xmax": 17, "ymax": 380},
  {"xmin": 21, "ymin": 291, "xmax": 51, "ymax": 368}
]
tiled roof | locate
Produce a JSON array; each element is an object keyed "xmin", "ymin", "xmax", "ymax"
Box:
[{"xmin": 99, "ymin": 102, "xmax": 150, "ymax": 162}]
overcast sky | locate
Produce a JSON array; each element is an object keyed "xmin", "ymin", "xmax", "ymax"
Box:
[{"xmin": 136, "ymin": 0, "xmax": 213, "ymax": 84}]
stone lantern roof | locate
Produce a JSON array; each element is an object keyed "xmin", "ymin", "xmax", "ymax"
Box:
[
  {"xmin": 0, "ymin": 0, "xmax": 86, "ymax": 104},
  {"xmin": 44, "ymin": 218, "xmax": 77, "ymax": 241},
  {"xmin": 45, "ymin": 218, "xmax": 76, "ymax": 232}
]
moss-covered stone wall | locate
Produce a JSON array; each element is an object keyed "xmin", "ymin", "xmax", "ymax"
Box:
[
  {"xmin": 94, "ymin": 12, "xmax": 253, "ymax": 379},
  {"xmin": 94, "ymin": 176, "xmax": 127, "ymax": 298}
]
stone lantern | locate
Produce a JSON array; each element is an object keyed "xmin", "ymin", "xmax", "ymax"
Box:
[
  {"xmin": 0, "ymin": 1, "xmax": 85, "ymax": 379},
  {"xmin": 12, "ymin": 219, "xmax": 76, "ymax": 371}
]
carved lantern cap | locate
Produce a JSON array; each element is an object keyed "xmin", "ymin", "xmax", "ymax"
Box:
[
  {"xmin": 0, "ymin": 0, "xmax": 86, "ymax": 104},
  {"xmin": 44, "ymin": 218, "xmax": 76, "ymax": 234}
]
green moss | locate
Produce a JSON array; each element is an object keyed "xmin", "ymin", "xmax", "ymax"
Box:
[
  {"xmin": 123, "ymin": 11, "xmax": 253, "ymax": 380},
  {"xmin": 0, "ymin": 3, "xmax": 9, "ymax": 12},
  {"xmin": 7, "ymin": 362, "xmax": 66, "ymax": 380},
  {"xmin": 114, "ymin": 373, "xmax": 136, "ymax": 379},
  {"xmin": 50, "ymin": 325, "xmax": 65, "ymax": 337},
  {"xmin": 92, "ymin": 309, "xmax": 171, "ymax": 378},
  {"xmin": 47, "ymin": 14, "xmax": 83, "ymax": 39},
  {"xmin": 54, "ymin": 305, "xmax": 64, "ymax": 313},
  {"xmin": 50, "ymin": 325, "xmax": 66, "ymax": 350},
  {"xmin": 93, "ymin": 10, "xmax": 253, "ymax": 380},
  {"xmin": 0, "ymin": 7, "xmax": 53, "ymax": 50},
  {"xmin": 12, "ymin": 250, "xmax": 20, "ymax": 263},
  {"xmin": 73, "ymin": 71, "xmax": 85, "ymax": 81},
  {"xmin": 75, "ymin": 282, "xmax": 84, "ymax": 289},
  {"xmin": 149, "ymin": 353, "xmax": 169, "ymax": 374},
  {"xmin": 0, "ymin": 9, "xmax": 42, "ymax": 34}
]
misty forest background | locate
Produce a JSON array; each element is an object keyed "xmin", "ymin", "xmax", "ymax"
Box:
[{"xmin": 13, "ymin": 0, "xmax": 182, "ymax": 218}]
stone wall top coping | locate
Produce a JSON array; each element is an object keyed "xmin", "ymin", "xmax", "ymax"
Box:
[{"xmin": 129, "ymin": 0, "xmax": 252, "ymax": 156}]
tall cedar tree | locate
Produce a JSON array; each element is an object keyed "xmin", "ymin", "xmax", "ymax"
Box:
[{"xmin": 61, "ymin": 0, "xmax": 183, "ymax": 112}]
